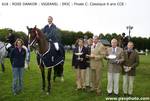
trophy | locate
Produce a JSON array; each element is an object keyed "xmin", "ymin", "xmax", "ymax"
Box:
[
  {"xmin": 107, "ymin": 54, "xmax": 117, "ymax": 64},
  {"xmin": 75, "ymin": 53, "xmax": 83, "ymax": 60}
]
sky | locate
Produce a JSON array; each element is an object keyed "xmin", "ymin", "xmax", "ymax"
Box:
[{"xmin": 0, "ymin": 0, "xmax": 150, "ymax": 38}]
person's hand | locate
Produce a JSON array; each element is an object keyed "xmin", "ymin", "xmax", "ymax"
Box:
[
  {"xmin": 86, "ymin": 54, "xmax": 90, "ymax": 57},
  {"xmin": 116, "ymin": 60, "xmax": 120, "ymax": 64},
  {"xmin": 86, "ymin": 54, "xmax": 90, "ymax": 58},
  {"xmin": 106, "ymin": 56, "xmax": 109, "ymax": 59},
  {"xmin": 80, "ymin": 58, "xmax": 83, "ymax": 61},
  {"xmin": 90, "ymin": 54, "xmax": 95, "ymax": 58},
  {"xmin": 123, "ymin": 66, "xmax": 129, "ymax": 72},
  {"xmin": 124, "ymin": 66, "xmax": 132, "ymax": 72},
  {"xmin": 123, "ymin": 66, "xmax": 127, "ymax": 69},
  {"xmin": 128, "ymin": 67, "xmax": 132, "ymax": 71}
]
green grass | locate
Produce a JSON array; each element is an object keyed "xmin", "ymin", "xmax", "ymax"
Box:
[{"xmin": 0, "ymin": 52, "xmax": 150, "ymax": 101}]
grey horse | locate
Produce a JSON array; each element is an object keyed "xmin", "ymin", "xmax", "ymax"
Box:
[{"xmin": 0, "ymin": 41, "xmax": 8, "ymax": 72}]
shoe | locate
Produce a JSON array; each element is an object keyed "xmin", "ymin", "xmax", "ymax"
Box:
[
  {"xmin": 18, "ymin": 89, "xmax": 22, "ymax": 93},
  {"xmin": 61, "ymin": 77, "xmax": 64, "ymax": 82},
  {"xmin": 46, "ymin": 92, "xmax": 50, "ymax": 95},
  {"xmin": 75, "ymin": 88, "xmax": 82, "ymax": 91},
  {"xmin": 108, "ymin": 93, "xmax": 113, "ymax": 96},
  {"xmin": 128, "ymin": 94, "xmax": 133, "ymax": 97},
  {"xmin": 86, "ymin": 86, "xmax": 90, "ymax": 88},
  {"xmin": 114, "ymin": 94, "xmax": 119, "ymax": 97},
  {"xmin": 96, "ymin": 91, "xmax": 101, "ymax": 96},
  {"xmin": 124, "ymin": 93, "xmax": 128, "ymax": 97},
  {"xmin": 90, "ymin": 88, "xmax": 95, "ymax": 92},
  {"xmin": 13, "ymin": 93, "xmax": 17, "ymax": 96}
]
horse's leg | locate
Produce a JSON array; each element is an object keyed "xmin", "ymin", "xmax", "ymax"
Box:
[
  {"xmin": 40, "ymin": 65, "xmax": 45, "ymax": 91},
  {"xmin": 47, "ymin": 68, "xmax": 52, "ymax": 94},
  {"xmin": 53, "ymin": 66, "xmax": 57, "ymax": 82},
  {"xmin": 60, "ymin": 64, "xmax": 64, "ymax": 82},
  {"xmin": 54, "ymin": 64, "xmax": 64, "ymax": 82},
  {"xmin": 1, "ymin": 57, "xmax": 5, "ymax": 72},
  {"xmin": 1, "ymin": 63, "xmax": 5, "ymax": 72}
]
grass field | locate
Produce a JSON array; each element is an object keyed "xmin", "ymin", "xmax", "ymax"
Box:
[{"xmin": 0, "ymin": 52, "xmax": 150, "ymax": 101}]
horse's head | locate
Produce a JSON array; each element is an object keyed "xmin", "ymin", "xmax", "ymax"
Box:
[
  {"xmin": 27, "ymin": 26, "xmax": 41, "ymax": 47},
  {"xmin": 27, "ymin": 26, "xmax": 49, "ymax": 53}
]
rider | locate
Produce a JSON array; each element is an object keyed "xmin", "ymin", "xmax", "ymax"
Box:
[
  {"xmin": 42, "ymin": 16, "xmax": 65, "ymax": 82},
  {"xmin": 6, "ymin": 30, "xmax": 16, "ymax": 47},
  {"xmin": 6, "ymin": 30, "xmax": 17, "ymax": 64},
  {"xmin": 121, "ymin": 33, "xmax": 129, "ymax": 49},
  {"xmin": 42, "ymin": 16, "xmax": 61, "ymax": 51}
]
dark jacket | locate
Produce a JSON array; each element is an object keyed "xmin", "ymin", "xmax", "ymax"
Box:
[
  {"xmin": 10, "ymin": 47, "xmax": 26, "ymax": 68},
  {"xmin": 42, "ymin": 23, "xmax": 61, "ymax": 43},
  {"xmin": 85, "ymin": 45, "xmax": 91, "ymax": 67},
  {"xmin": 72, "ymin": 46, "xmax": 87, "ymax": 69},
  {"xmin": 7, "ymin": 34, "xmax": 16, "ymax": 46},
  {"xmin": 122, "ymin": 49, "xmax": 139, "ymax": 76}
]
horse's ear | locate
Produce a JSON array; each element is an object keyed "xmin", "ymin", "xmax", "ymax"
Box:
[
  {"xmin": 27, "ymin": 26, "xmax": 29, "ymax": 31},
  {"xmin": 34, "ymin": 25, "xmax": 37, "ymax": 29}
]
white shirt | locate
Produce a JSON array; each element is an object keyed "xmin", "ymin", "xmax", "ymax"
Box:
[
  {"xmin": 78, "ymin": 46, "xmax": 83, "ymax": 53},
  {"xmin": 48, "ymin": 24, "xmax": 52, "ymax": 28},
  {"xmin": 92, "ymin": 43, "xmax": 98, "ymax": 48},
  {"xmin": 112, "ymin": 47, "xmax": 117, "ymax": 53}
]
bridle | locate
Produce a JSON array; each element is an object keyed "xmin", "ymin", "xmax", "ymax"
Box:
[
  {"xmin": 28, "ymin": 29, "xmax": 39, "ymax": 47},
  {"xmin": 29, "ymin": 36, "xmax": 37, "ymax": 47},
  {"xmin": 28, "ymin": 28, "xmax": 50, "ymax": 55}
]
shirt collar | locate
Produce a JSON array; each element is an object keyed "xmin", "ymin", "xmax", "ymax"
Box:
[
  {"xmin": 112, "ymin": 47, "xmax": 117, "ymax": 51},
  {"xmin": 48, "ymin": 23, "xmax": 52, "ymax": 27}
]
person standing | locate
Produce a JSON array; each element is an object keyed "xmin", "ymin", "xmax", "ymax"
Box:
[
  {"xmin": 122, "ymin": 42, "xmax": 139, "ymax": 96},
  {"xmin": 72, "ymin": 39, "xmax": 87, "ymax": 90},
  {"xmin": 106, "ymin": 38, "xmax": 124, "ymax": 97},
  {"xmin": 85, "ymin": 38, "xmax": 93, "ymax": 89},
  {"xmin": 10, "ymin": 39, "xmax": 26, "ymax": 95},
  {"xmin": 89, "ymin": 36, "xmax": 106, "ymax": 95}
]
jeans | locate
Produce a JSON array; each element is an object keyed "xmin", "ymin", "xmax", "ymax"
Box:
[{"xmin": 12, "ymin": 67, "xmax": 24, "ymax": 93}]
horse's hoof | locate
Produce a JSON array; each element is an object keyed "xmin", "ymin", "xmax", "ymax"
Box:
[
  {"xmin": 42, "ymin": 88, "xmax": 45, "ymax": 92},
  {"xmin": 61, "ymin": 77, "xmax": 64, "ymax": 82},
  {"xmin": 41, "ymin": 89, "xmax": 45, "ymax": 92},
  {"xmin": 46, "ymin": 92, "xmax": 50, "ymax": 95}
]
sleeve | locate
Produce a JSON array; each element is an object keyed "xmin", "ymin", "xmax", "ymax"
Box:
[
  {"xmin": 72, "ymin": 49, "xmax": 75, "ymax": 66},
  {"xmin": 42, "ymin": 26, "xmax": 46, "ymax": 34},
  {"xmin": 10, "ymin": 48, "xmax": 15, "ymax": 59},
  {"xmin": 104, "ymin": 48, "xmax": 109, "ymax": 60},
  {"xmin": 94, "ymin": 45, "xmax": 106, "ymax": 60},
  {"xmin": 131, "ymin": 51, "xmax": 139, "ymax": 68},
  {"xmin": 51, "ymin": 28, "xmax": 61, "ymax": 42},
  {"xmin": 24, "ymin": 49, "xmax": 26, "ymax": 59},
  {"xmin": 82, "ymin": 48, "xmax": 87, "ymax": 61},
  {"xmin": 118, "ymin": 49, "xmax": 124, "ymax": 64}
]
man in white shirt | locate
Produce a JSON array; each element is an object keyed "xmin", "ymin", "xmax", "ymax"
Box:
[{"xmin": 106, "ymin": 38, "xmax": 124, "ymax": 97}]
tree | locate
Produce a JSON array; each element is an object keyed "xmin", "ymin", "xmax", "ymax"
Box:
[{"xmin": 0, "ymin": 28, "xmax": 27, "ymax": 43}]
